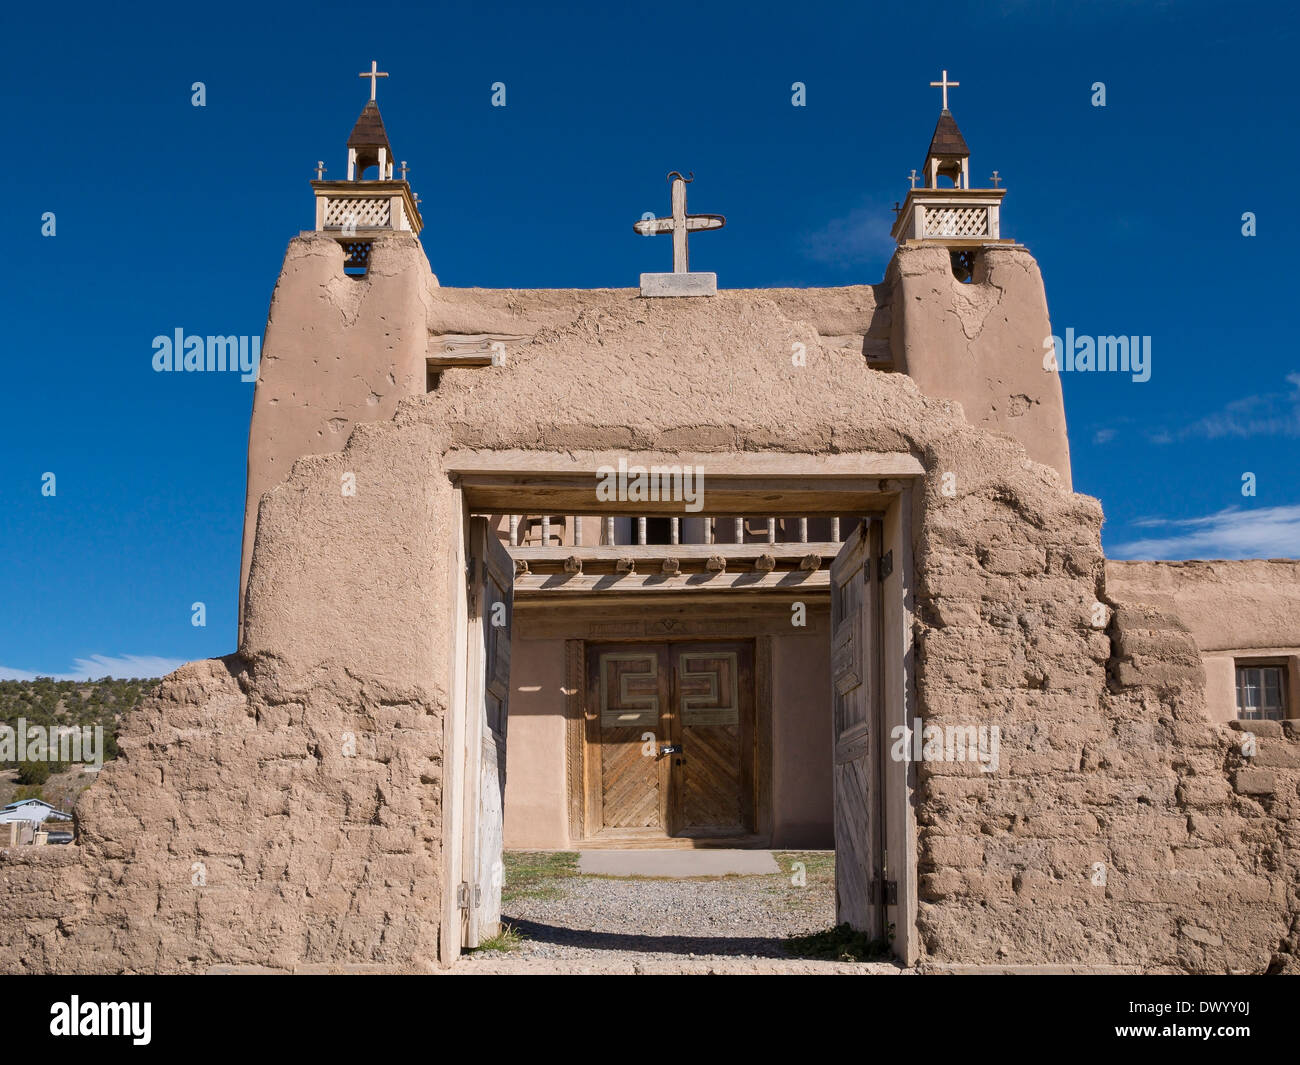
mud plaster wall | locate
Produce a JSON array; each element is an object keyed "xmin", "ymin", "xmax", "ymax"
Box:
[
  {"xmin": 240, "ymin": 235, "xmax": 1072, "ymax": 616},
  {"xmin": 1107, "ymin": 560, "xmax": 1300, "ymax": 725},
  {"xmin": 889, "ymin": 244, "xmax": 1072, "ymax": 487},
  {"xmin": 2, "ymin": 241, "xmax": 1295, "ymax": 973}
]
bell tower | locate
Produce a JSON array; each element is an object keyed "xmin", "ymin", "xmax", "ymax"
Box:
[
  {"xmin": 890, "ymin": 69, "xmax": 1009, "ymax": 280},
  {"xmin": 311, "ymin": 60, "xmax": 424, "ymax": 273}
]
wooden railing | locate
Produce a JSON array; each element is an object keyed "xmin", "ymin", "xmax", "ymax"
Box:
[{"xmin": 504, "ymin": 515, "xmax": 844, "ymax": 548}]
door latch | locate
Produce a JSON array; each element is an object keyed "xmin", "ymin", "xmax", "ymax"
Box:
[{"xmin": 658, "ymin": 744, "xmax": 682, "ymax": 757}]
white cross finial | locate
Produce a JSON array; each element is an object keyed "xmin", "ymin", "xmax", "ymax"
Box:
[
  {"xmin": 399, "ymin": 160, "xmax": 409, "ymax": 181},
  {"xmin": 908, "ymin": 169, "xmax": 920, "ymax": 189},
  {"xmin": 359, "ymin": 60, "xmax": 389, "ymax": 101},
  {"xmin": 990, "ymin": 170, "xmax": 1002, "ymax": 187},
  {"xmin": 315, "ymin": 160, "xmax": 327, "ymax": 180},
  {"xmin": 930, "ymin": 69, "xmax": 959, "ymax": 111},
  {"xmin": 632, "ymin": 171, "xmax": 725, "ymax": 273}
]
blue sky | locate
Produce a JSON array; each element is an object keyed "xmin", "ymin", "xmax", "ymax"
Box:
[{"xmin": 2, "ymin": 0, "xmax": 1296, "ymax": 679}]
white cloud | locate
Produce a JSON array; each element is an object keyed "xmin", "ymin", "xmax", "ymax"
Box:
[
  {"xmin": 1110, "ymin": 504, "xmax": 1300, "ymax": 560},
  {"xmin": 802, "ymin": 200, "xmax": 898, "ymax": 268},
  {"xmin": 1159, "ymin": 372, "xmax": 1300, "ymax": 442},
  {"xmin": 1092, "ymin": 427, "xmax": 1117, "ymax": 444},
  {"xmin": 0, "ymin": 654, "xmax": 186, "ymax": 682}
]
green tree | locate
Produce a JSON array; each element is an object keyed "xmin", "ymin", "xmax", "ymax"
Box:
[{"xmin": 17, "ymin": 760, "xmax": 50, "ymax": 786}]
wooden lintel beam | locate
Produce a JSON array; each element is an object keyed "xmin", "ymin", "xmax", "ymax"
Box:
[{"xmin": 514, "ymin": 570, "xmax": 831, "ymax": 594}]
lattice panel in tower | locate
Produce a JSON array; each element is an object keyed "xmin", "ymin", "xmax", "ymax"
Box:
[
  {"xmin": 324, "ymin": 197, "xmax": 392, "ymax": 229},
  {"xmin": 922, "ymin": 206, "xmax": 989, "ymax": 238}
]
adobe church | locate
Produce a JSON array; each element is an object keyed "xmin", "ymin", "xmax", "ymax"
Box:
[{"xmin": 2, "ymin": 66, "xmax": 1299, "ymax": 974}]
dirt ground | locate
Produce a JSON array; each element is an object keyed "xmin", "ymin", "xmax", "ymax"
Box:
[{"xmin": 456, "ymin": 850, "xmax": 906, "ymax": 974}]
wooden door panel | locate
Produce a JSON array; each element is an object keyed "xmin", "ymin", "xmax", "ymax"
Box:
[
  {"xmin": 587, "ymin": 644, "xmax": 670, "ymax": 834},
  {"xmin": 463, "ymin": 516, "xmax": 514, "ymax": 947},
  {"xmin": 829, "ymin": 521, "xmax": 881, "ymax": 937},
  {"xmin": 671, "ymin": 642, "xmax": 755, "ymax": 837},
  {"xmin": 599, "ymin": 729, "xmax": 661, "ymax": 829},
  {"xmin": 834, "ymin": 756, "xmax": 872, "ymax": 929}
]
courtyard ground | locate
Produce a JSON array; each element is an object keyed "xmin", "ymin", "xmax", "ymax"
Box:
[{"xmin": 456, "ymin": 849, "xmax": 906, "ymax": 975}]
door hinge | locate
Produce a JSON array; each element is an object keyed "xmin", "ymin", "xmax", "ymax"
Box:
[
  {"xmin": 878, "ymin": 550, "xmax": 893, "ymax": 581},
  {"xmin": 871, "ymin": 879, "xmax": 898, "ymax": 905},
  {"xmin": 457, "ymin": 882, "xmax": 478, "ymax": 910}
]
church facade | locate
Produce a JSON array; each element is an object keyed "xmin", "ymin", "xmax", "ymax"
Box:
[{"xmin": 2, "ymin": 69, "xmax": 1299, "ymax": 973}]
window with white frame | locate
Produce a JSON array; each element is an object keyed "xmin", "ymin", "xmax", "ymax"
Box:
[{"xmin": 1235, "ymin": 663, "xmax": 1287, "ymax": 721}]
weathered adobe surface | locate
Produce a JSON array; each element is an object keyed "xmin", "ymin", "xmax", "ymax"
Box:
[
  {"xmin": 0, "ymin": 657, "xmax": 442, "ymax": 973},
  {"xmin": 1, "ymin": 271, "xmax": 1294, "ymax": 973},
  {"xmin": 1107, "ymin": 559, "xmax": 1300, "ymax": 652}
]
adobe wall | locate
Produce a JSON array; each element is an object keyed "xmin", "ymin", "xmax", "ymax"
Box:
[
  {"xmin": 240, "ymin": 234, "xmax": 1072, "ymax": 615},
  {"xmin": 3, "ymin": 414, "xmax": 454, "ymax": 973},
  {"xmin": 239, "ymin": 234, "xmax": 438, "ymax": 624},
  {"xmin": 502, "ymin": 636, "xmax": 569, "ymax": 849},
  {"xmin": 1107, "ymin": 560, "xmax": 1300, "ymax": 724},
  {"xmin": 888, "ymin": 244, "xmax": 1072, "ymax": 486},
  {"xmin": 1, "ymin": 238, "xmax": 1293, "ymax": 973},
  {"xmin": 771, "ymin": 627, "xmax": 834, "ymax": 848}
]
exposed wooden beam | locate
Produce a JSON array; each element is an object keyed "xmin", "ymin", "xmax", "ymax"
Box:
[{"xmin": 514, "ymin": 570, "xmax": 830, "ymax": 594}]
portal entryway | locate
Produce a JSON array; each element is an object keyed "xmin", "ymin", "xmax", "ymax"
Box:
[
  {"xmin": 584, "ymin": 639, "xmax": 757, "ymax": 843},
  {"xmin": 440, "ymin": 449, "xmax": 920, "ymax": 968}
]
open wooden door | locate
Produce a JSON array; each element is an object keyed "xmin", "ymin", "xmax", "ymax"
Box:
[
  {"xmin": 461, "ymin": 516, "xmax": 514, "ymax": 947},
  {"xmin": 829, "ymin": 519, "xmax": 883, "ymax": 938}
]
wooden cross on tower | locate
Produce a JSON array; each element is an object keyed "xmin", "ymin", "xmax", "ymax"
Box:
[
  {"xmin": 930, "ymin": 69, "xmax": 959, "ymax": 111},
  {"xmin": 633, "ymin": 171, "xmax": 725, "ymax": 273},
  {"xmin": 359, "ymin": 60, "xmax": 388, "ymax": 101}
]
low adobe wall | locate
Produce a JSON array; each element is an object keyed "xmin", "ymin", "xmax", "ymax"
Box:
[{"xmin": 1107, "ymin": 560, "xmax": 1300, "ymax": 724}]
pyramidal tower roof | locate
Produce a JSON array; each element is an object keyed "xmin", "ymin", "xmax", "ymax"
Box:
[
  {"xmin": 347, "ymin": 99, "xmax": 392, "ymax": 151},
  {"xmin": 927, "ymin": 109, "xmax": 969, "ymax": 158}
]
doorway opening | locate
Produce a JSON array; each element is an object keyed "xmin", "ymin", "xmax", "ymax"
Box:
[{"xmin": 440, "ymin": 450, "xmax": 919, "ymax": 967}]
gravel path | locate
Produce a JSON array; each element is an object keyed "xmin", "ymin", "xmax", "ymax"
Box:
[{"xmin": 458, "ymin": 851, "xmax": 902, "ymax": 973}]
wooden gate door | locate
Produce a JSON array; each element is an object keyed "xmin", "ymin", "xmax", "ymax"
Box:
[
  {"xmin": 461, "ymin": 517, "xmax": 514, "ymax": 947},
  {"xmin": 668, "ymin": 641, "xmax": 756, "ymax": 838},
  {"xmin": 829, "ymin": 520, "xmax": 883, "ymax": 937}
]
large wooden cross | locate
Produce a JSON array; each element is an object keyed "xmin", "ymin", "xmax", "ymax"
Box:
[
  {"xmin": 359, "ymin": 60, "xmax": 388, "ymax": 101},
  {"xmin": 633, "ymin": 171, "xmax": 725, "ymax": 274}
]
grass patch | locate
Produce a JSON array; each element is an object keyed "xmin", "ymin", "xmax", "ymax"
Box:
[
  {"xmin": 502, "ymin": 850, "xmax": 579, "ymax": 904},
  {"xmin": 774, "ymin": 851, "xmax": 834, "ymax": 883},
  {"xmin": 470, "ymin": 922, "xmax": 524, "ymax": 953},
  {"xmin": 784, "ymin": 922, "xmax": 894, "ymax": 962},
  {"xmin": 766, "ymin": 850, "xmax": 835, "ymax": 912}
]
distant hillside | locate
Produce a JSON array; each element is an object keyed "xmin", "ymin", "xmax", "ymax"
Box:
[
  {"xmin": 0, "ymin": 676, "xmax": 157, "ymax": 735},
  {"xmin": 0, "ymin": 678, "xmax": 159, "ymax": 810}
]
